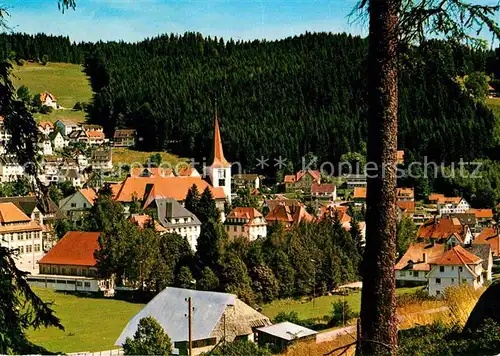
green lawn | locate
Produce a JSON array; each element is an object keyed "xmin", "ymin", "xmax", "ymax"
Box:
[
  {"xmin": 261, "ymin": 286, "xmax": 423, "ymax": 321},
  {"xmin": 12, "ymin": 62, "xmax": 92, "ymax": 124},
  {"xmin": 112, "ymin": 147, "xmax": 188, "ymax": 167},
  {"xmin": 486, "ymin": 97, "xmax": 500, "ymax": 117},
  {"xmin": 27, "ymin": 287, "xmax": 144, "ymax": 353}
]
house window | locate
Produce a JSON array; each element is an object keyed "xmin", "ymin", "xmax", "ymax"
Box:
[
  {"xmin": 462, "ymin": 278, "xmax": 467, "ymax": 284},
  {"xmin": 451, "ymin": 278, "xmax": 455, "ymax": 283},
  {"xmin": 71, "ymin": 203, "xmax": 76, "ymax": 208},
  {"xmin": 83, "ymin": 203, "xmax": 87, "ymax": 208},
  {"xmin": 459, "ymin": 267, "xmax": 463, "ymax": 272},
  {"xmin": 436, "ymin": 278, "xmax": 441, "ymax": 284},
  {"xmin": 400, "ymin": 271, "xmax": 406, "ymax": 277},
  {"xmin": 19, "ymin": 246, "xmax": 24, "ymax": 254},
  {"xmin": 76, "ymin": 281, "xmax": 83, "ymax": 287},
  {"xmin": 436, "ymin": 290, "xmax": 441, "ymax": 295},
  {"xmin": 84, "ymin": 282, "xmax": 91, "ymax": 288},
  {"xmin": 413, "ymin": 271, "xmax": 419, "ymax": 277},
  {"xmin": 439, "ymin": 266, "xmax": 445, "ymax": 272},
  {"xmin": 233, "ymin": 226, "xmax": 237, "ymax": 232}
]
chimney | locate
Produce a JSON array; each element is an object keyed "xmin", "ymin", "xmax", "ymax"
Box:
[{"xmin": 423, "ymin": 253, "xmax": 428, "ymax": 263}]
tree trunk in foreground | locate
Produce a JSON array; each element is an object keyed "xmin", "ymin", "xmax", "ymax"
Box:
[{"xmin": 359, "ymin": 0, "xmax": 400, "ymax": 354}]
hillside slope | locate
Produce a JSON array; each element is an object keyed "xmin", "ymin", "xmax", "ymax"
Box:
[{"xmin": 12, "ymin": 62, "xmax": 92, "ymax": 123}]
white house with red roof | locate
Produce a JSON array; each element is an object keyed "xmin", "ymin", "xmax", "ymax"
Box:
[
  {"xmin": 59, "ymin": 188, "xmax": 98, "ymax": 222},
  {"xmin": 395, "ymin": 242, "xmax": 446, "ymax": 286},
  {"xmin": 40, "ymin": 92, "xmax": 58, "ymax": 109},
  {"xmin": 224, "ymin": 207, "xmax": 267, "ymax": 241},
  {"xmin": 27, "ymin": 231, "xmax": 112, "ymax": 293},
  {"xmin": 0, "ymin": 202, "xmax": 44, "ymax": 274},
  {"xmin": 283, "ymin": 170, "xmax": 321, "ymax": 193},
  {"xmin": 311, "ymin": 183, "xmax": 336, "ymax": 200},
  {"xmin": 427, "ymin": 245, "xmax": 483, "ymax": 297},
  {"xmin": 437, "ymin": 197, "xmax": 470, "ymax": 216}
]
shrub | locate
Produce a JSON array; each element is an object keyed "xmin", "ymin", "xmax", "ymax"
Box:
[
  {"xmin": 123, "ymin": 316, "xmax": 172, "ymax": 355},
  {"xmin": 15, "ymin": 58, "xmax": 25, "ymax": 66},
  {"xmin": 330, "ymin": 300, "xmax": 358, "ymax": 327},
  {"xmin": 41, "ymin": 55, "xmax": 49, "ymax": 65},
  {"xmin": 39, "ymin": 105, "xmax": 53, "ymax": 114},
  {"xmin": 273, "ymin": 311, "xmax": 301, "ymax": 324},
  {"xmin": 396, "ymin": 288, "xmax": 435, "ymax": 307}
]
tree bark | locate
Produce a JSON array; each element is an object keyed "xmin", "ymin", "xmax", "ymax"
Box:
[{"xmin": 359, "ymin": 0, "xmax": 400, "ymax": 354}]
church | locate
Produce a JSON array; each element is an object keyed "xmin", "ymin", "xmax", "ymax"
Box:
[
  {"xmin": 113, "ymin": 111, "xmax": 232, "ymax": 217},
  {"xmin": 205, "ymin": 111, "xmax": 232, "ymax": 204}
]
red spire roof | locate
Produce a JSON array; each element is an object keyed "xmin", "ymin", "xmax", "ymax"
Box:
[{"xmin": 211, "ymin": 112, "xmax": 231, "ymax": 168}]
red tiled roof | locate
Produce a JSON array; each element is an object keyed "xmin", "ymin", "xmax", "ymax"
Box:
[
  {"xmin": 283, "ymin": 175, "xmax": 296, "ymax": 183},
  {"xmin": 317, "ymin": 205, "xmax": 351, "ymax": 224},
  {"xmin": 397, "ymin": 201, "xmax": 416, "ymax": 213},
  {"xmin": 227, "ymin": 207, "xmax": 265, "ymax": 226},
  {"xmin": 283, "ymin": 170, "xmax": 321, "ymax": 184},
  {"xmin": 114, "ymin": 129, "xmax": 136, "ymax": 138},
  {"xmin": 130, "ymin": 167, "xmax": 174, "ymax": 178},
  {"xmin": 266, "ymin": 204, "xmax": 313, "ymax": 226},
  {"xmin": 428, "ymin": 193, "xmax": 445, "ymax": 203},
  {"xmin": 39, "ymin": 121, "xmax": 54, "ymax": 129},
  {"xmin": 417, "ymin": 217, "xmax": 465, "ymax": 240},
  {"xmin": 469, "ymin": 209, "xmax": 493, "ymax": 219},
  {"xmin": 431, "ymin": 245, "xmax": 482, "ymax": 266},
  {"xmin": 395, "ymin": 242, "xmax": 446, "ymax": 271},
  {"xmin": 353, "ymin": 187, "xmax": 367, "ymax": 199},
  {"xmin": 0, "ymin": 202, "xmax": 32, "ymax": 223},
  {"xmin": 115, "ymin": 176, "xmax": 225, "ymax": 205},
  {"xmin": 79, "ymin": 188, "xmax": 97, "ymax": 205},
  {"xmin": 130, "ymin": 214, "xmax": 166, "ymax": 232},
  {"xmin": 40, "ymin": 92, "xmax": 56, "ymax": 103},
  {"xmin": 39, "ymin": 231, "xmax": 101, "ymax": 267},
  {"xmin": 475, "ymin": 227, "xmax": 500, "ymax": 256},
  {"xmin": 397, "ymin": 150, "xmax": 405, "ymax": 164},
  {"xmin": 311, "ymin": 183, "xmax": 335, "ymax": 194},
  {"xmin": 86, "ymin": 131, "xmax": 105, "ymax": 140},
  {"xmin": 396, "ymin": 187, "xmax": 414, "ymax": 199}
]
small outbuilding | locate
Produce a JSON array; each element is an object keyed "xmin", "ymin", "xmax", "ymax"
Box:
[{"xmin": 256, "ymin": 321, "xmax": 317, "ymax": 352}]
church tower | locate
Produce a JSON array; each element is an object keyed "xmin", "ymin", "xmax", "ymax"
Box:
[{"xmin": 207, "ymin": 110, "xmax": 232, "ymax": 203}]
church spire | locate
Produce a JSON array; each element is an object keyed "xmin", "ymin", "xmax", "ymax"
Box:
[{"xmin": 211, "ymin": 105, "xmax": 231, "ymax": 168}]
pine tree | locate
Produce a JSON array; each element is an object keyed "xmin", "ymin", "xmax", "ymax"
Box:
[
  {"xmin": 184, "ymin": 184, "xmax": 200, "ymax": 217},
  {"xmin": 198, "ymin": 187, "xmax": 220, "ymax": 223}
]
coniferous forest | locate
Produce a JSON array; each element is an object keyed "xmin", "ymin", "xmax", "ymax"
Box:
[{"xmin": 2, "ymin": 32, "xmax": 500, "ymax": 170}]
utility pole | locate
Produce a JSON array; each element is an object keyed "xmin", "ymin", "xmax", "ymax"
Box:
[{"xmin": 185, "ymin": 297, "xmax": 193, "ymax": 356}]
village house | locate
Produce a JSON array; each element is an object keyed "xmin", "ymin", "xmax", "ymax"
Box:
[
  {"xmin": 49, "ymin": 131, "xmax": 68, "ymax": 149},
  {"xmin": 116, "ymin": 287, "xmax": 271, "ymax": 355},
  {"xmin": 60, "ymin": 167, "xmax": 84, "ymax": 187},
  {"xmin": 0, "ymin": 155, "xmax": 25, "ymax": 182},
  {"xmin": 397, "ymin": 150, "xmax": 405, "ymax": 165},
  {"xmin": 475, "ymin": 227, "xmax": 500, "ymax": 260},
  {"xmin": 395, "ymin": 242, "xmax": 446, "ymax": 286},
  {"xmin": 444, "ymin": 212, "xmax": 478, "ymax": 233},
  {"xmin": 0, "ymin": 202, "xmax": 44, "ymax": 274},
  {"xmin": 91, "ymin": 149, "xmax": 113, "ymax": 171},
  {"xmin": 467, "ymin": 244, "xmax": 493, "ymax": 282},
  {"xmin": 353, "ymin": 187, "xmax": 367, "ymax": 204},
  {"xmin": 38, "ymin": 121, "xmax": 54, "ymax": 135},
  {"xmin": 427, "ymin": 245, "xmax": 484, "ymax": 297},
  {"xmin": 205, "ymin": 114, "xmax": 232, "ymax": 203},
  {"xmin": 469, "ymin": 209, "xmax": 494, "ymax": 227},
  {"xmin": 0, "ymin": 196, "xmax": 63, "ymax": 250},
  {"xmin": 266, "ymin": 201, "xmax": 313, "ymax": 229},
  {"xmin": 437, "ymin": 197, "xmax": 470, "ymax": 215},
  {"xmin": 232, "ymin": 173, "xmax": 260, "ymax": 191},
  {"xmin": 256, "ymin": 322, "xmax": 317, "ymax": 352},
  {"xmin": 345, "ymin": 174, "xmax": 367, "ymax": 189},
  {"xmin": 224, "ymin": 207, "xmax": 267, "ymax": 242},
  {"xmin": 140, "ymin": 197, "xmax": 202, "ymax": 251},
  {"xmin": 27, "ymin": 231, "xmax": 113, "ymax": 294},
  {"xmin": 416, "ymin": 217, "xmax": 473, "ymax": 245},
  {"xmin": 396, "ymin": 201, "xmax": 416, "ymax": 215},
  {"xmin": 396, "ymin": 187, "xmax": 415, "ymax": 202},
  {"xmin": 55, "ymin": 119, "xmax": 79, "ymax": 136},
  {"xmin": 283, "ymin": 170, "xmax": 321, "ymax": 193},
  {"xmin": 113, "ymin": 129, "xmax": 136, "ymax": 147},
  {"xmin": 59, "ymin": 188, "xmax": 97, "ymax": 222},
  {"xmin": 311, "ymin": 183, "xmax": 336, "ymax": 200},
  {"xmin": 0, "ymin": 116, "xmax": 10, "ymax": 154},
  {"xmin": 38, "ymin": 135, "xmax": 53, "ymax": 156},
  {"xmin": 39, "ymin": 92, "xmax": 58, "ymax": 109}
]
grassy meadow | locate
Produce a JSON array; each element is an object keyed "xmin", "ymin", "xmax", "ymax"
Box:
[
  {"xmin": 12, "ymin": 62, "xmax": 92, "ymax": 123},
  {"xmin": 27, "ymin": 287, "xmax": 144, "ymax": 353}
]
